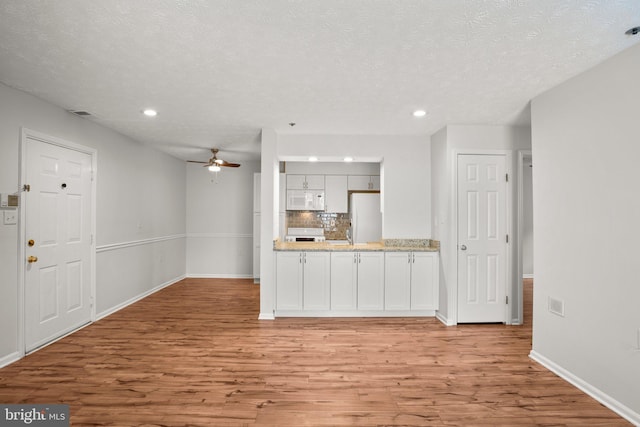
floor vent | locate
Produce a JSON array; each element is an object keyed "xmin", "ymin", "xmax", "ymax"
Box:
[{"xmin": 548, "ymin": 297, "xmax": 565, "ymax": 317}]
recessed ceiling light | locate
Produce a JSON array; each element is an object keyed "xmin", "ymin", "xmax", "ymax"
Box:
[
  {"xmin": 344, "ymin": 157, "xmax": 354, "ymax": 162},
  {"xmin": 143, "ymin": 109, "xmax": 157, "ymax": 117},
  {"xmin": 413, "ymin": 110, "xmax": 427, "ymax": 117},
  {"xmin": 308, "ymin": 156, "xmax": 318, "ymax": 162}
]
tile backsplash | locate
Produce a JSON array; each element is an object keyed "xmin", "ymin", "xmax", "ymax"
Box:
[{"xmin": 286, "ymin": 211, "xmax": 350, "ymax": 240}]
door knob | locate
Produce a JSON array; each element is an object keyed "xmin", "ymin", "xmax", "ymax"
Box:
[
  {"xmin": 27, "ymin": 256, "xmax": 38, "ymax": 263},
  {"xmin": 460, "ymin": 245, "xmax": 467, "ymax": 251}
]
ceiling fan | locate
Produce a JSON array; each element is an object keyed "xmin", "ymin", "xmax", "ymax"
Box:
[{"xmin": 187, "ymin": 148, "xmax": 241, "ymax": 171}]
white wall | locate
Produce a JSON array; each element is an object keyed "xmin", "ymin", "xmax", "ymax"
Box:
[
  {"xmin": 430, "ymin": 125, "xmax": 531, "ymax": 325},
  {"xmin": 0, "ymin": 83, "xmax": 186, "ymax": 365},
  {"xmin": 530, "ymin": 43, "xmax": 640, "ymax": 422},
  {"xmin": 186, "ymin": 160, "xmax": 260, "ymax": 277},
  {"xmin": 259, "ymin": 133, "xmax": 431, "ymax": 319},
  {"xmin": 277, "ymin": 134, "xmax": 431, "ymax": 239}
]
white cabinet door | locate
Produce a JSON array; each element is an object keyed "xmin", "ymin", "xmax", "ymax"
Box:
[
  {"xmin": 348, "ymin": 175, "xmax": 370, "ymax": 191},
  {"xmin": 305, "ymin": 175, "xmax": 325, "ymax": 190},
  {"xmin": 348, "ymin": 175, "xmax": 380, "ymax": 191},
  {"xmin": 384, "ymin": 252, "xmax": 411, "ymax": 310},
  {"xmin": 287, "ymin": 174, "xmax": 325, "ymax": 190},
  {"xmin": 411, "ymin": 252, "xmax": 439, "ymax": 310},
  {"xmin": 276, "ymin": 252, "xmax": 303, "ymax": 310},
  {"xmin": 325, "ymin": 175, "xmax": 348, "ymax": 213},
  {"xmin": 330, "ymin": 252, "xmax": 357, "ymax": 310},
  {"xmin": 370, "ymin": 175, "xmax": 381, "ymax": 190},
  {"xmin": 286, "ymin": 174, "xmax": 306, "ymax": 190},
  {"xmin": 303, "ymin": 252, "xmax": 331, "ymax": 310},
  {"xmin": 357, "ymin": 252, "xmax": 385, "ymax": 310}
]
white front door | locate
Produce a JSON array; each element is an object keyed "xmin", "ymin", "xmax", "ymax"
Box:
[
  {"xmin": 24, "ymin": 137, "xmax": 93, "ymax": 352},
  {"xmin": 457, "ymin": 154, "xmax": 508, "ymax": 323}
]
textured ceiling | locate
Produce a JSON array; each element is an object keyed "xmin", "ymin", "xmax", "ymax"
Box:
[{"xmin": 0, "ymin": 0, "xmax": 639, "ymax": 161}]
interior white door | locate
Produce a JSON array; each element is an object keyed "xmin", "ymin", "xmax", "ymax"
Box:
[
  {"xmin": 25, "ymin": 138, "xmax": 93, "ymax": 352},
  {"xmin": 457, "ymin": 154, "xmax": 508, "ymax": 323}
]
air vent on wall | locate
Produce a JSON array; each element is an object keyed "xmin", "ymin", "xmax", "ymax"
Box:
[
  {"xmin": 68, "ymin": 110, "xmax": 92, "ymax": 116},
  {"xmin": 548, "ymin": 296, "xmax": 565, "ymax": 317}
]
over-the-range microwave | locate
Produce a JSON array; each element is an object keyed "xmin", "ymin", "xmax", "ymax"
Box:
[{"xmin": 286, "ymin": 189, "xmax": 325, "ymax": 211}]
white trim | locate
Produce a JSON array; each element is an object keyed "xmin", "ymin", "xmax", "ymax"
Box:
[
  {"xmin": 18, "ymin": 128, "xmax": 98, "ymax": 358},
  {"xmin": 0, "ymin": 351, "xmax": 21, "ymax": 369},
  {"xmin": 530, "ymin": 350, "xmax": 640, "ymax": 425},
  {"xmin": 522, "ymin": 273, "xmax": 534, "ymax": 279},
  {"xmin": 274, "ymin": 310, "xmax": 437, "ymax": 317},
  {"xmin": 96, "ymin": 274, "xmax": 186, "ymax": 320},
  {"xmin": 96, "ymin": 234, "xmax": 186, "ymax": 253},
  {"xmin": 435, "ymin": 311, "xmax": 454, "ymax": 326},
  {"xmin": 515, "ymin": 150, "xmax": 532, "ymax": 326},
  {"xmin": 258, "ymin": 312, "xmax": 275, "ymax": 320},
  {"xmin": 453, "ymin": 150, "xmax": 513, "ymax": 325},
  {"xmin": 186, "ymin": 273, "xmax": 253, "ymax": 279},
  {"xmin": 187, "ymin": 233, "xmax": 252, "ymax": 239}
]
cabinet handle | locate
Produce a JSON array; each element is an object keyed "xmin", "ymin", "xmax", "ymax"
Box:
[
  {"xmin": 354, "ymin": 254, "xmax": 357, "ymax": 263},
  {"xmin": 408, "ymin": 254, "xmax": 411, "ymax": 263},
  {"xmin": 413, "ymin": 254, "xmax": 415, "ymax": 263},
  {"xmin": 358, "ymin": 253, "xmax": 361, "ymax": 264}
]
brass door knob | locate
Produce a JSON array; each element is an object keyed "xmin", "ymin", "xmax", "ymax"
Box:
[
  {"xmin": 28, "ymin": 239, "xmax": 35, "ymax": 247},
  {"xmin": 27, "ymin": 256, "xmax": 38, "ymax": 263}
]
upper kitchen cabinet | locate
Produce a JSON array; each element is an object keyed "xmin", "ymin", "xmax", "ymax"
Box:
[
  {"xmin": 324, "ymin": 175, "xmax": 348, "ymax": 213},
  {"xmin": 348, "ymin": 175, "xmax": 380, "ymax": 191},
  {"xmin": 287, "ymin": 174, "xmax": 325, "ymax": 190}
]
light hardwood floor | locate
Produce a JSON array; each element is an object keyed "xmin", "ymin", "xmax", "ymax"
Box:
[{"xmin": 0, "ymin": 278, "xmax": 629, "ymax": 426}]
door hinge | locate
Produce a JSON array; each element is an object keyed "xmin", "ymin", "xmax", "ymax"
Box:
[
  {"xmin": 505, "ymin": 296, "xmax": 509, "ymax": 305},
  {"xmin": 506, "ymin": 234, "xmax": 509, "ymax": 243},
  {"xmin": 505, "ymin": 173, "xmax": 509, "ymax": 182},
  {"xmin": 23, "ymin": 184, "xmax": 31, "ymax": 192}
]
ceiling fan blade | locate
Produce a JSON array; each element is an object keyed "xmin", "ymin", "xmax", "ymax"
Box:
[
  {"xmin": 186, "ymin": 160, "xmax": 209, "ymax": 164},
  {"xmin": 219, "ymin": 161, "xmax": 241, "ymax": 167}
]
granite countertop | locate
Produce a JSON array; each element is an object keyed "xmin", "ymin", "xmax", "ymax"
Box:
[{"xmin": 273, "ymin": 239, "xmax": 439, "ymax": 252}]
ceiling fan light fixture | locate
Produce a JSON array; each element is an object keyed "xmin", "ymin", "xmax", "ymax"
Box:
[
  {"xmin": 208, "ymin": 164, "xmax": 221, "ymax": 172},
  {"xmin": 413, "ymin": 109, "xmax": 427, "ymax": 117},
  {"xmin": 142, "ymin": 109, "xmax": 158, "ymax": 117}
]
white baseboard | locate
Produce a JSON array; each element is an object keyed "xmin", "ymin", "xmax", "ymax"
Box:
[
  {"xmin": 96, "ymin": 274, "xmax": 186, "ymax": 321},
  {"xmin": 436, "ymin": 311, "xmax": 455, "ymax": 326},
  {"xmin": 523, "ymin": 274, "xmax": 534, "ymax": 279},
  {"xmin": 258, "ymin": 312, "xmax": 275, "ymax": 320},
  {"xmin": 529, "ymin": 350, "xmax": 640, "ymax": 425},
  {"xmin": 0, "ymin": 351, "xmax": 21, "ymax": 369},
  {"xmin": 186, "ymin": 273, "xmax": 253, "ymax": 279}
]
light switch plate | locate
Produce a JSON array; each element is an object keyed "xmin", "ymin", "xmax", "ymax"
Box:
[{"xmin": 3, "ymin": 210, "xmax": 17, "ymax": 225}]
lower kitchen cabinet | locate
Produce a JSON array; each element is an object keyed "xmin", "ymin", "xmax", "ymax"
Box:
[
  {"xmin": 330, "ymin": 252, "xmax": 358, "ymax": 310},
  {"xmin": 385, "ymin": 252, "xmax": 439, "ymax": 311},
  {"xmin": 276, "ymin": 250, "xmax": 437, "ymax": 316},
  {"xmin": 330, "ymin": 252, "xmax": 385, "ymax": 310},
  {"xmin": 357, "ymin": 252, "xmax": 385, "ymax": 310},
  {"xmin": 276, "ymin": 251, "xmax": 330, "ymax": 311}
]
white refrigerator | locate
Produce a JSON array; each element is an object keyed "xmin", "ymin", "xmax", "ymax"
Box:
[{"xmin": 350, "ymin": 193, "xmax": 382, "ymax": 244}]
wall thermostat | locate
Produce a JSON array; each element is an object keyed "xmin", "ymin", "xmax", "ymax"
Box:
[{"xmin": 0, "ymin": 193, "xmax": 19, "ymax": 208}]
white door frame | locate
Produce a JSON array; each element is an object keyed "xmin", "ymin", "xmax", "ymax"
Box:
[
  {"xmin": 515, "ymin": 150, "xmax": 532, "ymax": 325},
  {"xmin": 18, "ymin": 128, "xmax": 97, "ymax": 356},
  {"xmin": 451, "ymin": 149, "xmax": 513, "ymax": 325}
]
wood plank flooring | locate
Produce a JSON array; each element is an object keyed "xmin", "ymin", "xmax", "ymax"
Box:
[{"xmin": 0, "ymin": 278, "xmax": 629, "ymax": 426}]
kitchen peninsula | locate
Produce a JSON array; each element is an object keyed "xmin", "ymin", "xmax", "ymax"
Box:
[{"xmin": 273, "ymin": 239, "xmax": 439, "ymax": 317}]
